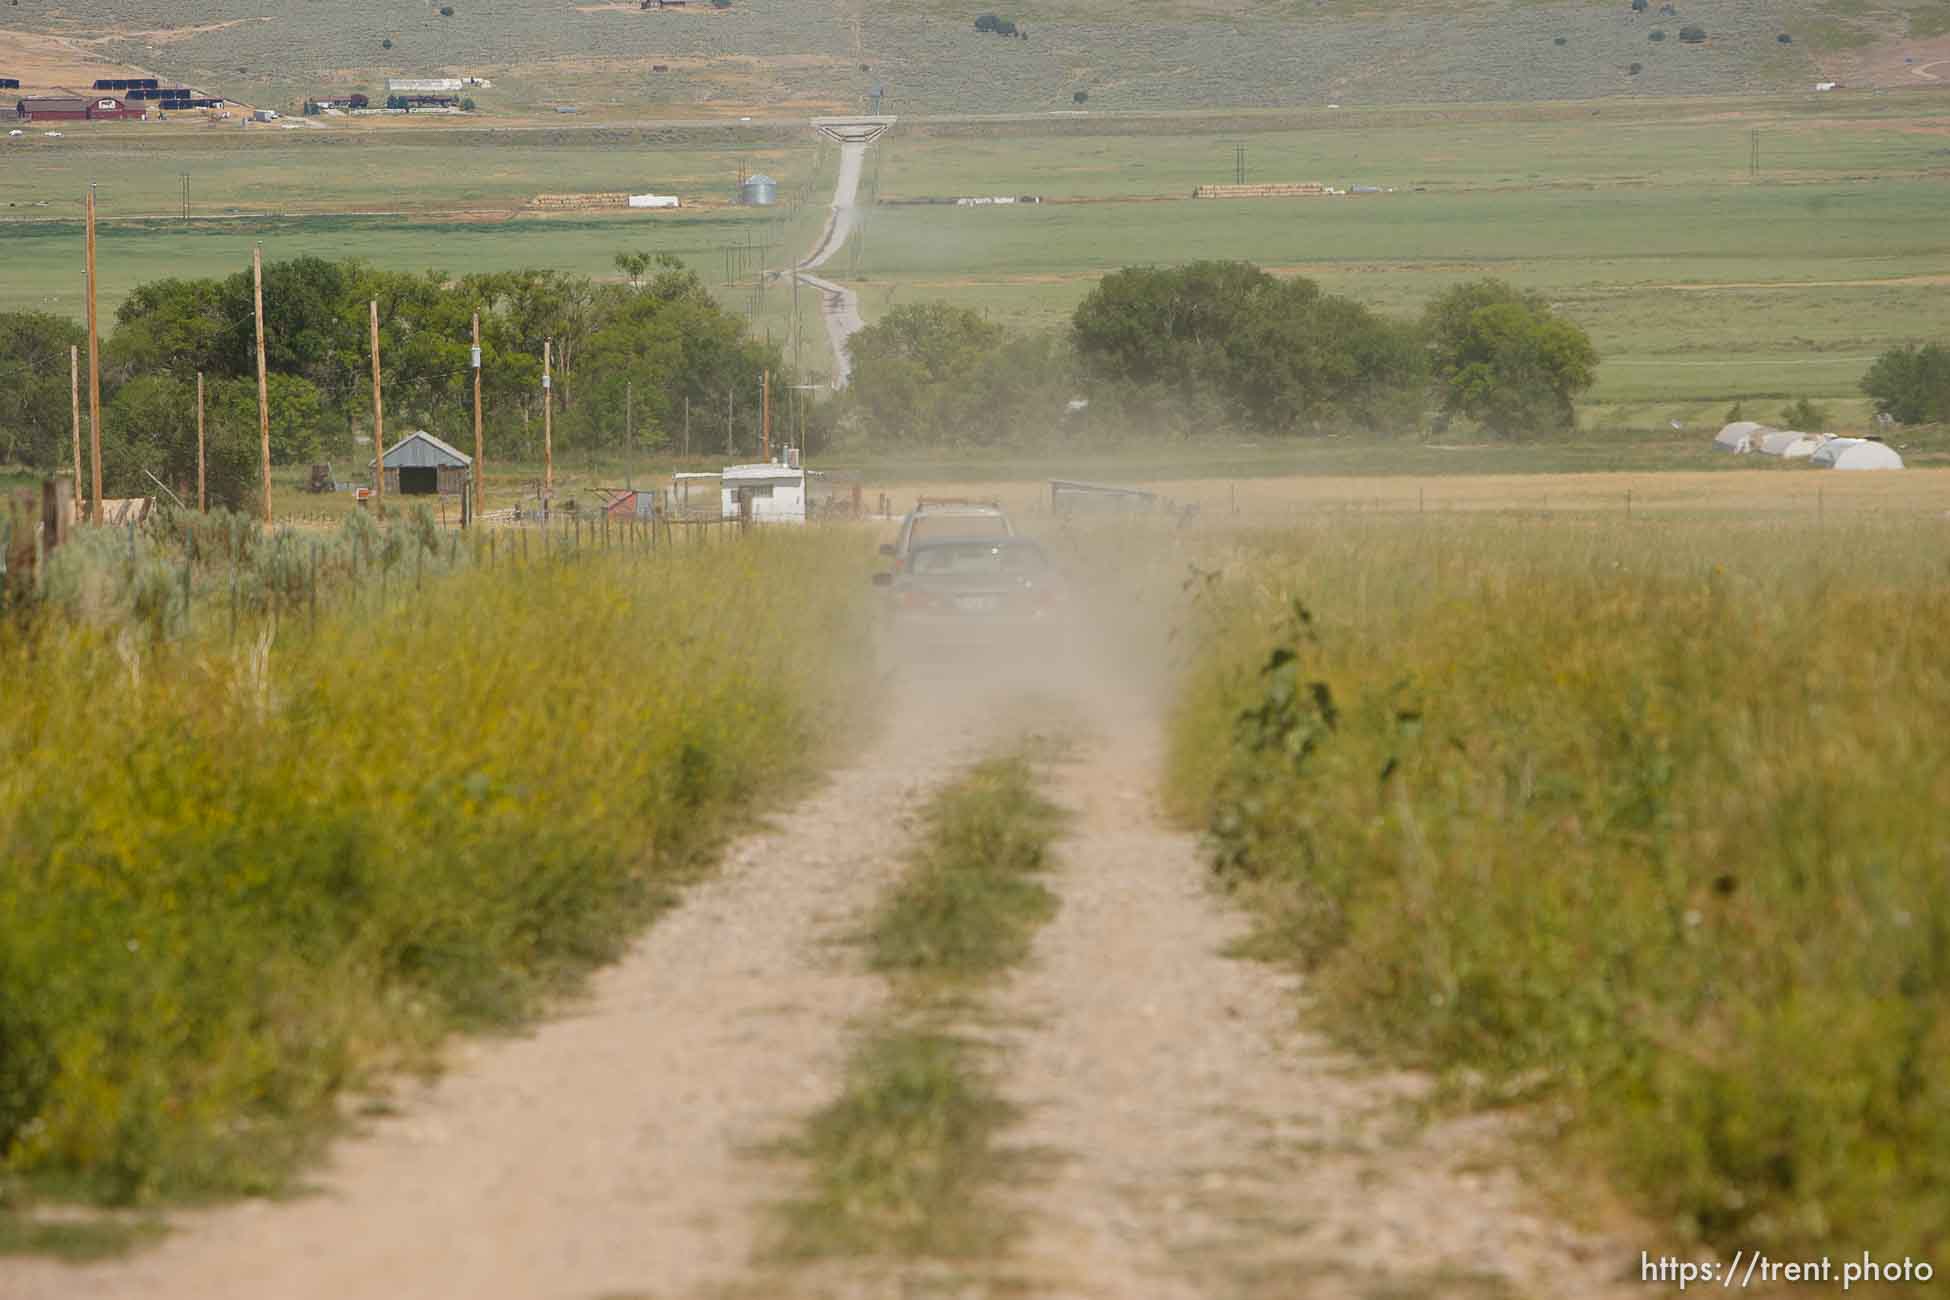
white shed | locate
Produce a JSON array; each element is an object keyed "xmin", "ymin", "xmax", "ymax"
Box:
[
  {"xmin": 1810, "ymin": 439, "xmax": 1904, "ymax": 470},
  {"xmin": 720, "ymin": 462, "xmax": 807, "ymax": 523},
  {"xmin": 1713, "ymin": 421, "xmax": 1771, "ymax": 454}
]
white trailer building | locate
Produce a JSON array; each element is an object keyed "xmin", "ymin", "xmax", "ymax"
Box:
[{"xmin": 720, "ymin": 461, "xmax": 807, "ymax": 524}]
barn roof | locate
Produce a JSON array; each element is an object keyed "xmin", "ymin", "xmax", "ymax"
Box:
[
  {"xmin": 370, "ymin": 429, "xmax": 472, "ymax": 469},
  {"xmin": 20, "ymin": 96, "xmax": 92, "ymax": 112}
]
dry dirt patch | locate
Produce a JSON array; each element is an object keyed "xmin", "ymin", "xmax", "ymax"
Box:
[
  {"xmin": 0, "ymin": 27, "xmax": 147, "ymax": 90},
  {"xmin": 1817, "ymin": 32, "xmax": 1950, "ymax": 88}
]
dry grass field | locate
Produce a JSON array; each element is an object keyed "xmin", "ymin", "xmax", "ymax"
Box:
[
  {"xmin": 0, "ymin": 0, "xmax": 1891, "ymax": 119},
  {"xmin": 873, "ymin": 467, "xmax": 1950, "ymax": 522}
]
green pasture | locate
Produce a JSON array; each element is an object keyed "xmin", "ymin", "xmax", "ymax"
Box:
[
  {"xmin": 846, "ymin": 176, "xmax": 1950, "ymax": 404},
  {"xmin": 7, "ymin": 95, "xmax": 1950, "ymax": 409},
  {"xmin": 882, "ymin": 101, "xmax": 1950, "ymax": 198},
  {"xmin": 0, "ymin": 130, "xmax": 819, "ymax": 218}
]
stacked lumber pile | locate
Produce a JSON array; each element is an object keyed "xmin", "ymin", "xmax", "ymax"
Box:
[
  {"xmin": 528, "ymin": 192, "xmax": 633, "ymax": 209},
  {"xmin": 1191, "ymin": 183, "xmax": 1335, "ymax": 199}
]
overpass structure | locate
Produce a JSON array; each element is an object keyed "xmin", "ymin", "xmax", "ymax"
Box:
[{"xmin": 810, "ymin": 115, "xmax": 895, "ymax": 146}]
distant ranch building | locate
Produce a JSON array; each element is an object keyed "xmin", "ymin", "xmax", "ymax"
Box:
[
  {"xmin": 13, "ymin": 95, "xmax": 144, "ymax": 122},
  {"xmin": 387, "ymin": 77, "xmax": 464, "ymax": 94},
  {"xmin": 370, "ymin": 430, "xmax": 471, "ymax": 496}
]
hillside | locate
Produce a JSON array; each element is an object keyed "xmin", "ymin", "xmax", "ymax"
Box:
[{"xmin": 5, "ymin": 0, "xmax": 1946, "ymax": 118}]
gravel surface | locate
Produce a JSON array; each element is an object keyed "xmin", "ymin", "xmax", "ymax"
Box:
[
  {"xmin": 797, "ymin": 137, "xmax": 867, "ymax": 389},
  {"xmin": 982, "ymin": 669, "xmax": 1647, "ymax": 1300},
  {"xmin": 8, "ymin": 628, "xmax": 1652, "ymax": 1300},
  {"xmin": 4, "ymin": 676, "xmax": 1012, "ymax": 1300}
]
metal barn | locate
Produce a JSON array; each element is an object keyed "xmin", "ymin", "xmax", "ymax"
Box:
[{"xmin": 370, "ymin": 430, "xmax": 471, "ymax": 496}]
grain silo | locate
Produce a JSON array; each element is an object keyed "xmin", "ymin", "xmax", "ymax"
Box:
[{"xmin": 739, "ymin": 173, "xmax": 778, "ymax": 206}]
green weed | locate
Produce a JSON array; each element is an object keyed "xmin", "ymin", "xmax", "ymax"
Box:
[
  {"xmin": 0, "ymin": 527, "xmax": 874, "ymax": 1213},
  {"xmin": 774, "ymin": 752, "xmax": 1064, "ymax": 1265},
  {"xmin": 1168, "ymin": 517, "xmax": 1950, "ymax": 1259},
  {"xmin": 868, "ymin": 755, "xmax": 1066, "ymax": 988},
  {"xmin": 773, "ymin": 1031, "xmax": 1019, "ymax": 1260}
]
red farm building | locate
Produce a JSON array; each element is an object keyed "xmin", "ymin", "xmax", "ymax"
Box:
[{"xmin": 14, "ymin": 94, "xmax": 145, "ymax": 122}]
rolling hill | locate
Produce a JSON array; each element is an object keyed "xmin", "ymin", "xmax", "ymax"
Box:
[{"xmin": 4, "ymin": 0, "xmax": 1946, "ymax": 118}]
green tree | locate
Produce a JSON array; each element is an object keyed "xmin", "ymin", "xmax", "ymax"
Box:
[
  {"xmin": 845, "ymin": 302, "xmax": 1016, "ymax": 444},
  {"xmin": 1424, "ymin": 279, "xmax": 1596, "ymax": 437},
  {"xmin": 1780, "ymin": 397, "xmax": 1828, "ymax": 431},
  {"xmin": 1861, "ymin": 343, "xmax": 1950, "ymax": 425},
  {"xmin": 565, "ymin": 261, "xmax": 782, "ymax": 456},
  {"xmin": 99, "ymin": 375, "xmax": 259, "ymax": 509},
  {"xmin": 0, "ymin": 311, "xmax": 87, "ymax": 469},
  {"xmin": 1071, "ymin": 262, "xmax": 1423, "ymax": 435},
  {"xmin": 614, "ymin": 251, "xmax": 655, "ymax": 290}
]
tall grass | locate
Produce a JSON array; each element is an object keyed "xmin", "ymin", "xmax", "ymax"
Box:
[
  {"xmin": 0, "ymin": 523, "xmax": 873, "ymax": 1208},
  {"xmin": 1167, "ymin": 516, "xmax": 1950, "ymax": 1258}
]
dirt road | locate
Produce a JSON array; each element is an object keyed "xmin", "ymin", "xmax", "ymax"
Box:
[
  {"xmin": 10, "ymin": 610, "xmax": 1645, "ymax": 1300},
  {"xmin": 986, "ymin": 668, "xmax": 1640, "ymax": 1298},
  {"xmin": 6, "ymin": 676, "xmax": 1023, "ymax": 1300},
  {"xmin": 797, "ymin": 138, "xmax": 868, "ymax": 388}
]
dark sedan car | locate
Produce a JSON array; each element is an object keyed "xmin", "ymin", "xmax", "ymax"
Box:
[{"xmin": 873, "ymin": 537, "xmax": 1070, "ymax": 643}]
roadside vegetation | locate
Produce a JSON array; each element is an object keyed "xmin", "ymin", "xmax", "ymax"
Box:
[
  {"xmin": 1166, "ymin": 517, "xmax": 1949, "ymax": 1260},
  {"xmin": 840, "ymin": 265, "xmax": 1595, "ymax": 447},
  {"xmin": 0, "ymin": 521, "xmax": 873, "ymax": 1217},
  {"xmin": 0, "ymin": 252, "xmax": 820, "ymax": 512},
  {"xmin": 774, "ymin": 755, "xmax": 1065, "ymax": 1264}
]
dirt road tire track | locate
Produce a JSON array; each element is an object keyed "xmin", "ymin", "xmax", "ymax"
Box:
[
  {"xmin": 989, "ymin": 691, "xmax": 1645, "ymax": 1300},
  {"xmin": 797, "ymin": 138, "xmax": 867, "ymax": 389},
  {"xmin": 6, "ymin": 691, "xmax": 1014, "ymax": 1300}
]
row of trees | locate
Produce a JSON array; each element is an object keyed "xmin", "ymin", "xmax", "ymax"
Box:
[
  {"xmin": 1, "ymin": 254, "xmax": 803, "ymax": 509},
  {"xmin": 842, "ymin": 264, "xmax": 1597, "ymax": 445}
]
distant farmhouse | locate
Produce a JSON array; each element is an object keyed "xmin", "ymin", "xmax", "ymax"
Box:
[{"xmin": 14, "ymin": 93, "xmax": 145, "ymax": 122}]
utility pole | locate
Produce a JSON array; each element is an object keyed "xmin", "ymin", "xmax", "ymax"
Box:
[
  {"xmin": 472, "ymin": 311, "xmax": 484, "ymax": 518},
  {"xmin": 69, "ymin": 345, "xmax": 81, "ymax": 511},
  {"xmin": 181, "ymin": 172, "xmax": 190, "ymax": 224},
  {"xmin": 85, "ymin": 186, "xmax": 102, "ymax": 525},
  {"xmin": 761, "ymin": 370, "xmax": 770, "ymax": 461},
  {"xmin": 684, "ymin": 393, "xmax": 690, "ymax": 458},
  {"xmin": 542, "ymin": 338, "xmax": 554, "ymax": 500},
  {"xmin": 253, "ymin": 243, "xmax": 272, "ymax": 525},
  {"xmin": 196, "ymin": 371, "xmax": 206, "ymax": 512},
  {"xmin": 370, "ymin": 298, "xmax": 385, "ymax": 511},
  {"xmin": 626, "ymin": 379, "xmax": 634, "ymax": 465},
  {"xmin": 726, "ymin": 388, "xmax": 734, "ymax": 456}
]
